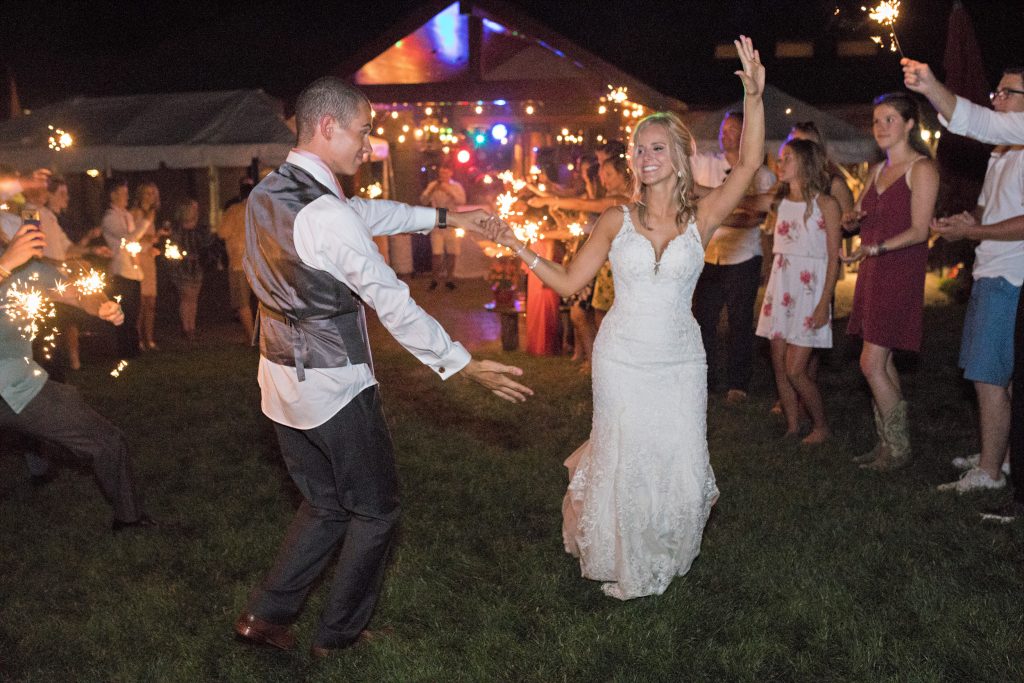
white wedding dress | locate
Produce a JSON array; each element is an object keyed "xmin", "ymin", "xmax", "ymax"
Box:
[{"xmin": 563, "ymin": 206, "xmax": 718, "ymax": 600}]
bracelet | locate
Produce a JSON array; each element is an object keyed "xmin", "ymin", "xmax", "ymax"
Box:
[
  {"xmin": 0, "ymin": 263, "xmax": 11, "ymax": 279},
  {"xmin": 877, "ymin": 243, "xmax": 888, "ymax": 255},
  {"xmin": 527, "ymin": 253, "xmax": 541, "ymax": 270},
  {"xmin": 437, "ymin": 207, "xmax": 448, "ymax": 229}
]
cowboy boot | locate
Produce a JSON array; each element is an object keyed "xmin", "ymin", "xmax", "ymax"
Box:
[
  {"xmin": 851, "ymin": 401, "xmax": 887, "ymax": 464},
  {"xmin": 863, "ymin": 400, "xmax": 911, "ymax": 471}
]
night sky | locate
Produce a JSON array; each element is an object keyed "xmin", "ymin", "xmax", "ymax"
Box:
[{"xmin": 0, "ymin": 0, "xmax": 1020, "ymax": 111}]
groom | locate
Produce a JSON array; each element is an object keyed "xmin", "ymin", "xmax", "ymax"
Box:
[{"xmin": 235, "ymin": 76, "xmax": 532, "ymax": 658}]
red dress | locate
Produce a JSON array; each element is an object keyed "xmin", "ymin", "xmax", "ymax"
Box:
[
  {"xmin": 847, "ymin": 170, "xmax": 928, "ymax": 352},
  {"xmin": 526, "ymin": 240, "xmax": 562, "ymax": 355}
]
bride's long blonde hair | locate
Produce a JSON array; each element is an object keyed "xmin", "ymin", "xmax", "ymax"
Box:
[{"xmin": 629, "ymin": 112, "xmax": 697, "ymax": 230}]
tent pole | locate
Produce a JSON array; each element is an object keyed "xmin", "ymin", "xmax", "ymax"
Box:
[{"xmin": 208, "ymin": 164, "xmax": 221, "ymax": 230}]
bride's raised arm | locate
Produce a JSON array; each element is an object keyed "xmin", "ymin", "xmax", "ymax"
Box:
[
  {"xmin": 478, "ymin": 207, "xmax": 623, "ymax": 298},
  {"xmin": 697, "ymin": 35, "xmax": 766, "ymax": 242}
]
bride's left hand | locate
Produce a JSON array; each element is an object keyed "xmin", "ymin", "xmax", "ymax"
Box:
[{"xmin": 734, "ymin": 35, "xmax": 764, "ymax": 99}]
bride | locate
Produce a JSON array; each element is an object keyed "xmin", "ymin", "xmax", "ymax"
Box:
[{"xmin": 484, "ymin": 36, "xmax": 765, "ymax": 599}]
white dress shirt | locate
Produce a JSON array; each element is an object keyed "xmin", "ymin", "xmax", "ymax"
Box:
[
  {"xmin": 691, "ymin": 151, "xmax": 776, "ymax": 264},
  {"xmin": 943, "ymin": 96, "xmax": 1024, "ymax": 145},
  {"xmin": 37, "ymin": 205, "xmax": 72, "ymax": 260},
  {"xmin": 101, "ymin": 206, "xmax": 146, "ymax": 280},
  {"xmin": 257, "ymin": 150, "xmax": 471, "ymax": 429}
]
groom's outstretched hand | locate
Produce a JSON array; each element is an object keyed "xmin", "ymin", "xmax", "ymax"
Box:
[{"xmin": 460, "ymin": 359, "xmax": 533, "ymax": 403}]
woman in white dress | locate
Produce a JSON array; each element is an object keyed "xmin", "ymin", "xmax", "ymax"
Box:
[{"xmin": 483, "ymin": 36, "xmax": 766, "ymax": 599}]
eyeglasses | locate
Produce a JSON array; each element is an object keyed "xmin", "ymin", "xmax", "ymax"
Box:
[{"xmin": 989, "ymin": 88, "xmax": 1024, "ymax": 102}]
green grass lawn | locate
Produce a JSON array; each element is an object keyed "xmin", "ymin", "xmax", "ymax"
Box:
[{"xmin": 1, "ymin": 283, "xmax": 1021, "ymax": 682}]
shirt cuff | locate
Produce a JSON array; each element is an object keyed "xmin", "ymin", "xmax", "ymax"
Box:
[
  {"xmin": 429, "ymin": 342, "xmax": 471, "ymax": 380},
  {"xmin": 412, "ymin": 206, "xmax": 438, "ymax": 234}
]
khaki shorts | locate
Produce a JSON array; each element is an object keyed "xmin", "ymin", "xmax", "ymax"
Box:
[{"xmin": 430, "ymin": 228, "xmax": 462, "ymax": 256}]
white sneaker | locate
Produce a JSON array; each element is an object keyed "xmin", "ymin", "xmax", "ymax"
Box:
[
  {"xmin": 936, "ymin": 467, "xmax": 1006, "ymax": 494},
  {"xmin": 951, "ymin": 453, "xmax": 980, "ymax": 470},
  {"xmin": 951, "ymin": 453, "xmax": 1011, "ymax": 476}
]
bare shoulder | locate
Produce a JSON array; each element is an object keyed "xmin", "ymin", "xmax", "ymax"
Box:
[
  {"xmin": 817, "ymin": 193, "xmax": 841, "ymax": 214},
  {"xmin": 911, "ymin": 157, "xmax": 939, "ymax": 178},
  {"xmin": 591, "ymin": 204, "xmax": 628, "ymax": 242}
]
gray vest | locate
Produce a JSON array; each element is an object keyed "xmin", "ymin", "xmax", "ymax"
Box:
[{"xmin": 243, "ymin": 162, "xmax": 371, "ymax": 381}]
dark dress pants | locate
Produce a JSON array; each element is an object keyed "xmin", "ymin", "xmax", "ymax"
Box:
[
  {"xmin": 110, "ymin": 275, "xmax": 141, "ymax": 358},
  {"xmin": 0, "ymin": 380, "xmax": 143, "ymax": 522},
  {"xmin": 693, "ymin": 256, "xmax": 762, "ymax": 393},
  {"xmin": 247, "ymin": 385, "xmax": 400, "ymax": 648},
  {"xmin": 1009, "ymin": 291, "xmax": 1024, "ymax": 504}
]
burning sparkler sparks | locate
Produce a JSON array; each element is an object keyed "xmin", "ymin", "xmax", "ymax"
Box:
[
  {"xmin": 47, "ymin": 125, "xmax": 73, "ymax": 151},
  {"xmin": 72, "ymin": 268, "xmax": 107, "ymax": 295},
  {"xmin": 862, "ymin": 1, "xmax": 904, "ymax": 57},
  {"xmin": 361, "ymin": 182, "xmax": 383, "ymax": 199},
  {"xmin": 4, "ymin": 280, "xmax": 56, "ymax": 341},
  {"xmin": 121, "ymin": 239, "xmax": 142, "ymax": 257},
  {"xmin": 163, "ymin": 240, "xmax": 185, "ymax": 260},
  {"xmin": 110, "ymin": 360, "xmax": 129, "ymax": 378}
]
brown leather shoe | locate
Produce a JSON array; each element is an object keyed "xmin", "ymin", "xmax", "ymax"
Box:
[
  {"xmin": 234, "ymin": 612, "xmax": 297, "ymax": 651},
  {"xmin": 310, "ymin": 630, "xmax": 380, "ymax": 659}
]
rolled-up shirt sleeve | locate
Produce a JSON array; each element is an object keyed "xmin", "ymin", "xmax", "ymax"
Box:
[
  {"xmin": 942, "ymin": 95, "xmax": 1024, "ymax": 145},
  {"xmin": 294, "ymin": 195, "xmax": 470, "ymax": 379}
]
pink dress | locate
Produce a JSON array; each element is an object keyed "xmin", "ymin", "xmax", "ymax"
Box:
[
  {"xmin": 847, "ymin": 166, "xmax": 928, "ymax": 352},
  {"xmin": 525, "ymin": 239, "xmax": 561, "ymax": 355}
]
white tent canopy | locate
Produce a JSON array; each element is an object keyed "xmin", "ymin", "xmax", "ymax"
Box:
[
  {"xmin": 0, "ymin": 90, "xmax": 300, "ymax": 172},
  {"xmin": 687, "ymin": 84, "xmax": 877, "ymax": 164}
]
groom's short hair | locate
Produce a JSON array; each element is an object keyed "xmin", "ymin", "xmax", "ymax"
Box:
[{"xmin": 294, "ymin": 77, "xmax": 370, "ymax": 144}]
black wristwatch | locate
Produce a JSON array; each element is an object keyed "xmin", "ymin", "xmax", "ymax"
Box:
[{"xmin": 437, "ymin": 207, "xmax": 448, "ymax": 229}]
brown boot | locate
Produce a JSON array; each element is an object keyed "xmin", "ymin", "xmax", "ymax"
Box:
[
  {"xmin": 851, "ymin": 401, "xmax": 886, "ymax": 464},
  {"xmin": 862, "ymin": 400, "xmax": 911, "ymax": 471}
]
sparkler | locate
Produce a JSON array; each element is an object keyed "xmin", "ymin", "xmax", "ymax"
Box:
[
  {"xmin": 47, "ymin": 125, "xmax": 73, "ymax": 151},
  {"xmin": 360, "ymin": 182, "xmax": 383, "ymax": 199},
  {"xmin": 862, "ymin": 1, "xmax": 904, "ymax": 57},
  {"xmin": 163, "ymin": 239, "xmax": 186, "ymax": 260},
  {"xmin": 72, "ymin": 268, "xmax": 107, "ymax": 295},
  {"xmin": 3, "ymin": 280, "xmax": 56, "ymax": 341},
  {"xmin": 121, "ymin": 238, "xmax": 142, "ymax": 257},
  {"xmin": 568, "ymin": 223, "xmax": 584, "ymax": 237},
  {"xmin": 110, "ymin": 360, "xmax": 129, "ymax": 378}
]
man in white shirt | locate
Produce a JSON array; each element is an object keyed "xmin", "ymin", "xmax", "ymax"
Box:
[
  {"xmin": 691, "ymin": 111, "xmax": 776, "ymax": 403},
  {"xmin": 932, "ymin": 67, "xmax": 1024, "ymax": 495},
  {"xmin": 101, "ymin": 177, "xmax": 149, "ymax": 357},
  {"xmin": 419, "ymin": 163, "xmax": 467, "ymax": 290},
  {"xmin": 234, "ymin": 76, "xmax": 532, "ymax": 658},
  {"xmin": 907, "ymin": 59, "xmax": 1024, "ymax": 520}
]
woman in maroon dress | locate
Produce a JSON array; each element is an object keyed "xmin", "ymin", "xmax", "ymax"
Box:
[{"xmin": 844, "ymin": 93, "xmax": 939, "ymax": 471}]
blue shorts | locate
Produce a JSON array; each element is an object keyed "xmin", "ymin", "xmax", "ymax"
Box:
[{"xmin": 959, "ymin": 276, "xmax": 1021, "ymax": 386}]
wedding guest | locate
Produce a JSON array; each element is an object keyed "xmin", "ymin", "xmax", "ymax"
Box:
[
  {"xmin": 787, "ymin": 121, "xmax": 855, "ymax": 217},
  {"xmin": 844, "ymin": 93, "xmax": 939, "ymax": 471},
  {"xmin": 168, "ymin": 198, "xmax": 216, "ymax": 342},
  {"xmin": 101, "ymin": 177, "xmax": 148, "ymax": 358},
  {"xmin": 692, "ymin": 110, "xmax": 777, "ymax": 403},
  {"xmin": 419, "ymin": 163, "xmax": 466, "ymax": 290},
  {"xmin": 753, "ymin": 139, "xmax": 841, "ymax": 444},
  {"xmin": 904, "ymin": 57, "xmax": 1024, "ymax": 521},
  {"xmin": 217, "ymin": 179, "xmax": 255, "ymax": 341},
  {"xmin": 129, "ymin": 182, "xmax": 163, "ymax": 351},
  {"xmin": 0, "ymin": 223, "xmax": 154, "ymax": 531},
  {"xmin": 913, "ymin": 65, "xmax": 1024, "ymax": 494}
]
